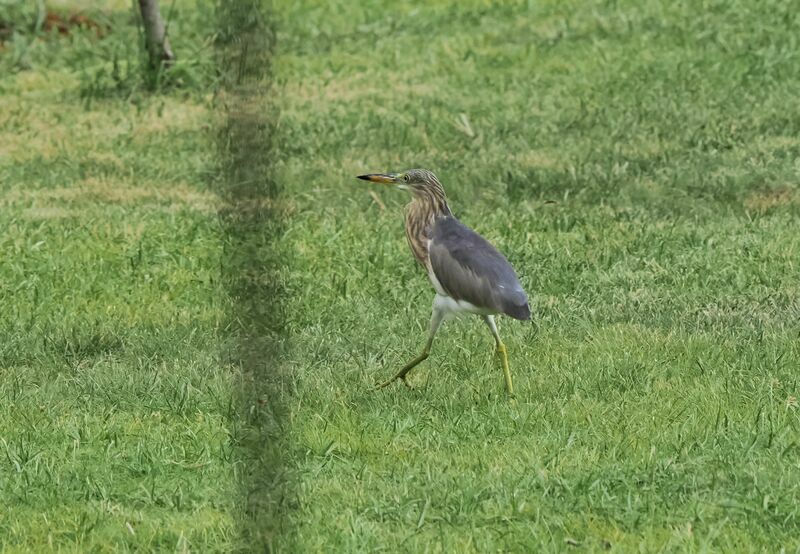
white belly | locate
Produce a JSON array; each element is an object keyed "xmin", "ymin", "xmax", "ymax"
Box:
[{"xmin": 433, "ymin": 293, "xmax": 495, "ymax": 318}]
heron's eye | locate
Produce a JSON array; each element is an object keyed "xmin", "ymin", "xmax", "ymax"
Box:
[{"xmin": 403, "ymin": 174, "xmax": 410, "ymax": 183}]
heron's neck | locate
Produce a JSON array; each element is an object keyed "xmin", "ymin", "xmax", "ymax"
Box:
[
  {"xmin": 404, "ymin": 189, "xmax": 451, "ymax": 265},
  {"xmin": 412, "ymin": 186, "xmax": 451, "ymax": 219}
]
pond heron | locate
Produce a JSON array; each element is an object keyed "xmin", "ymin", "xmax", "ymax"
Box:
[{"xmin": 357, "ymin": 169, "xmax": 530, "ymax": 398}]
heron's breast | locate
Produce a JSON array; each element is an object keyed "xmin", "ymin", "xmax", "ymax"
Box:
[{"xmin": 404, "ymin": 205, "xmax": 433, "ymax": 266}]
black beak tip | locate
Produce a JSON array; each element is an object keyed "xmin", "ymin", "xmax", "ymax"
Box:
[{"xmin": 356, "ymin": 174, "xmax": 371, "ymax": 181}]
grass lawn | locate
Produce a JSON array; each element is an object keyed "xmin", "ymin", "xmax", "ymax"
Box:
[
  {"xmin": 0, "ymin": 1, "xmax": 234, "ymax": 550},
  {"xmin": 2, "ymin": 0, "xmax": 800, "ymax": 551}
]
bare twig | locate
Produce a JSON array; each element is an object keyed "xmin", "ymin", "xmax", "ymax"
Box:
[{"xmin": 368, "ymin": 190, "xmax": 385, "ymax": 211}]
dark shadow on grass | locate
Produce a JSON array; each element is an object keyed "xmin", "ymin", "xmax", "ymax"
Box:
[{"xmin": 215, "ymin": 2, "xmax": 293, "ymax": 550}]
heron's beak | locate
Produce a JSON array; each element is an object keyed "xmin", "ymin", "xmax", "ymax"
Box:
[{"xmin": 356, "ymin": 173, "xmax": 400, "ymax": 184}]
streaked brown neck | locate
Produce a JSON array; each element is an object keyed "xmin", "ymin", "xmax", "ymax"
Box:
[{"xmin": 404, "ymin": 185, "xmax": 451, "ymax": 266}]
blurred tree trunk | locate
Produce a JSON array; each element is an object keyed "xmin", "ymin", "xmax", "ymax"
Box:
[{"xmin": 138, "ymin": 0, "xmax": 174, "ymax": 69}]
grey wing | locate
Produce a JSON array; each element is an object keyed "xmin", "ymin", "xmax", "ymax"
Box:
[{"xmin": 429, "ymin": 216, "xmax": 531, "ymax": 320}]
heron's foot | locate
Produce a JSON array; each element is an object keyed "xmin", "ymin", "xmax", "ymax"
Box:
[
  {"xmin": 495, "ymin": 342, "xmax": 516, "ymax": 400},
  {"xmin": 375, "ymin": 350, "xmax": 429, "ymax": 391},
  {"xmin": 376, "ymin": 374, "xmax": 412, "ymax": 390}
]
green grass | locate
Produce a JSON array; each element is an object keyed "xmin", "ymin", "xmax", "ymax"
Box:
[
  {"xmin": 2, "ymin": 0, "xmax": 800, "ymax": 551},
  {"xmin": 273, "ymin": 0, "xmax": 800, "ymax": 550},
  {"xmin": 0, "ymin": 1, "xmax": 233, "ymax": 550}
]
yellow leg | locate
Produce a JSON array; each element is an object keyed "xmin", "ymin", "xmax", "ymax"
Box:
[
  {"xmin": 496, "ymin": 341, "xmax": 515, "ymax": 399},
  {"xmin": 484, "ymin": 315, "xmax": 516, "ymax": 400},
  {"xmin": 376, "ymin": 344, "xmax": 430, "ymax": 389},
  {"xmin": 377, "ymin": 298, "xmax": 445, "ymax": 390}
]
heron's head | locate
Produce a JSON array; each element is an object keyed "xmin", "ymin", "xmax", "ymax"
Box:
[{"xmin": 357, "ymin": 168, "xmax": 444, "ymax": 197}]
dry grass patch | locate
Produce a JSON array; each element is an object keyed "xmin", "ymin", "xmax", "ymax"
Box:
[
  {"xmin": 280, "ymin": 72, "xmax": 437, "ymax": 107},
  {"xmin": 510, "ymin": 148, "xmax": 565, "ymax": 171},
  {"xmin": 0, "ymin": 92, "xmax": 210, "ymax": 162},
  {"xmin": 6, "ymin": 177, "xmax": 219, "ymax": 213},
  {"xmin": 22, "ymin": 206, "xmax": 77, "ymax": 219},
  {"xmin": 755, "ymin": 135, "xmax": 800, "ymax": 151},
  {"xmin": 744, "ymin": 187, "xmax": 798, "ymax": 212}
]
